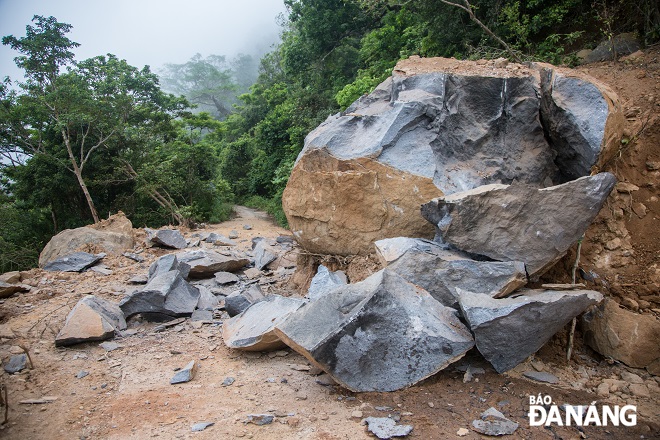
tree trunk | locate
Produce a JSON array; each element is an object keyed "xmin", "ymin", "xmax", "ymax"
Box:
[{"xmin": 62, "ymin": 129, "xmax": 100, "ymax": 223}]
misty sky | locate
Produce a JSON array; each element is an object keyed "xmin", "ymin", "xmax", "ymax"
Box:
[{"xmin": 0, "ymin": 0, "xmax": 286, "ymax": 81}]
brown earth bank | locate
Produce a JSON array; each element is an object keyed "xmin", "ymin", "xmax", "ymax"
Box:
[{"xmin": 1, "ymin": 48, "xmax": 659, "ymax": 440}]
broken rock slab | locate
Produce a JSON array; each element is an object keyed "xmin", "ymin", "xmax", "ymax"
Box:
[
  {"xmin": 205, "ymin": 232, "xmax": 236, "ymax": 246},
  {"xmin": 55, "ymin": 295, "xmax": 127, "ymax": 347},
  {"xmin": 214, "ymin": 271, "xmax": 239, "ymax": 285},
  {"xmin": 223, "ymin": 295, "xmax": 306, "ymax": 351},
  {"xmin": 0, "ymin": 281, "xmax": 30, "ymax": 299},
  {"xmin": 472, "ymin": 407, "xmax": 519, "ymax": 436},
  {"xmin": 224, "ymin": 285, "xmax": 265, "ymax": 317},
  {"xmin": 171, "ymin": 360, "xmax": 197, "ymax": 384},
  {"xmin": 4, "ymin": 353, "xmax": 28, "ymax": 373},
  {"xmin": 275, "ymin": 269, "xmax": 474, "ymax": 392},
  {"xmin": 253, "ymin": 238, "xmax": 278, "ymax": 270},
  {"xmin": 145, "ymin": 228, "xmax": 187, "ymax": 249},
  {"xmin": 307, "ymin": 265, "xmax": 348, "ymax": 301},
  {"xmin": 119, "ymin": 270, "xmax": 200, "ymax": 321},
  {"xmin": 375, "ymin": 237, "xmax": 526, "ymax": 308},
  {"xmin": 177, "ymin": 249, "xmax": 249, "ymax": 278},
  {"xmin": 422, "ymin": 173, "xmax": 616, "ymax": 279},
  {"xmin": 148, "ymin": 254, "xmax": 191, "ymax": 281},
  {"xmin": 363, "ymin": 417, "xmax": 413, "ymax": 439},
  {"xmin": 43, "ymin": 252, "xmax": 104, "ymax": 272},
  {"xmin": 582, "ymin": 298, "xmax": 660, "ymax": 369},
  {"xmin": 458, "ymin": 288, "xmax": 603, "ymax": 373}
]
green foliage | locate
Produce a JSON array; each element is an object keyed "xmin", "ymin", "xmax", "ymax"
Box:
[{"xmin": 0, "ymin": 200, "xmax": 51, "ymax": 272}]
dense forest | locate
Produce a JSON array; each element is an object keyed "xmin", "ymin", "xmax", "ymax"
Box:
[{"xmin": 1, "ymin": 0, "xmax": 658, "ymax": 272}]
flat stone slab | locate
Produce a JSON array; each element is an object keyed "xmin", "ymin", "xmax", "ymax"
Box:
[
  {"xmin": 472, "ymin": 407, "xmax": 519, "ymax": 436},
  {"xmin": 458, "ymin": 288, "xmax": 603, "ymax": 373},
  {"xmin": 363, "ymin": 417, "xmax": 413, "ymax": 439},
  {"xmin": 214, "ymin": 271, "xmax": 239, "ymax": 285},
  {"xmin": 253, "ymin": 238, "xmax": 278, "ymax": 270},
  {"xmin": 375, "ymin": 237, "xmax": 526, "ymax": 308},
  {"xmin": 205, "ymin": 233, "xmax": 236, "ymax": 246},
  {"xmin": 56, "ymin": 295, "xmax": 127, "ymax": 347},
  {"xmin": 422, "ymin": 173, "xmax": 616, "ymax": 278},
  {"xmin": 276, "ymin": 269, "xmax": 474, "ymax": 392},
  {"xmin": 307, "ymin": 265, "xmax": 348, "ymax": 301},
  {"xmin": 43, "ymin": 252, "xmax": 104, "ymax": 272},
  {"xmin": 119, "ymin": 270, "xmax": 200, "ymax": 320},
  {"xmin": 177, "ymin": 249, "xmax": 249, "ymax": 278},
  {"xmin": 145, "ymin": 228, "xmax": 187, "ymax": 249},
  {"xmin": 0, "ymin": 281, "xmax": 30, "ymax": 299},
  {"xmin": 223, "ymin": 295, "xmax": 306, "ymax": 351},
  {"xmin": 523, "ymin": 371, "xmax": 559, "ymax": 384}
]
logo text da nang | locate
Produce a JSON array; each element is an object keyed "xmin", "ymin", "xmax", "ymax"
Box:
[{"xmin": 529, "ymin": 395, "xmax": 637, "ymax": 427}]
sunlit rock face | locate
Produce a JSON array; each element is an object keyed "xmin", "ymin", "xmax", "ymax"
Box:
[{"xmin": 282, "ymin": 57, "xmax": 623, "ymax": 256}]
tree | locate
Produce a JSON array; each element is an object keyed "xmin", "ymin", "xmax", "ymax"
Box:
[{"xmin": 1, "ymin": 16, "xmax": 189, "ymax": 224}]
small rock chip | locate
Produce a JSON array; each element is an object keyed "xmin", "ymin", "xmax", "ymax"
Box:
[
  {"xmin": 170, "ymin": 360, "xmax": 197, "ymax": 384},
  {"xmin": 245, "ymin": 414, "xmax": 273, "ymax": 425},
  {"xmin": 191, "ymin": 422, "xmax": 214, "ymax": 432},
  {"xmin": 222, "ymin": 377, "xmax": 235, "ymax": 386},
  {"xmin": 456, "ymin": 427, "xmax": 469, "ymax": 437},
  {"xmin": 99, "ymin": 341, "xmax": 122, "ymax": 351},
  {"xmin": 4, "ymin": 353, "xmax": 28, "ymax": 373},
  {"xmin": 229, "ymin": 230, "xmax": 239, "ymax": 239},
  {"xmin": 523, "ymin": 371, "xmax": 559, "ymax": 384},
  {"xmin": 243, "ymin": 224, "xmax": 252, "ymax": 230},
  {"xmin": 363, "ymin": 417, "xmax": 413, "ymax": 439},
  {"xmin": 76, "ymin": 370, "xmax": 89, "ymax": 379},
  {"xmin": 351, "ymin": 410, "xmax": 364, "ymax": 419}
]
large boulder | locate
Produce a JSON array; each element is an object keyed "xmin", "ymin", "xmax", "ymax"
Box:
[
  {"xmin": 222, "ymin": 295, "xmax": 306, "ymax": 351},
  {"xmin": 458, "ymin": 288, "xmax": 603, "ymax": 373},
  {"xmin": 282, "ymin": 57, "xmax": 623, "ymax": 256},
  {"xmin": 375, "ymin": 237, "xmax": 526, "ymax": 308},
  {"xmin": 119, "ymin": 270, "xmax": 200, "ymax": 320},
  {"xmin": 421, "ymin": 173, "xmax": 616, "ymax": 279},
  {"xmin": 581, "ymin": 299, "xmax": 660, "ymax": 369},
  {"xmin": 275, "ymin": 269, "xmax": 474, "ymax": 392},
  {"xmin": 55, "ymin": 295, "xmax": 127, "ymax": 346},
  {"xmin": 39, "ymin": 212, "xmax": 134, "ymax": 267}
]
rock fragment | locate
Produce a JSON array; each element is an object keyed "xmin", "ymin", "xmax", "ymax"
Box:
[
  {"xmin": 224, "ymin": 285, "xmax": 265, "ymax": 317},
  {"xmin": 148, "ymin": 254, "xmax": 191, "ymax": 281},
  {"xmin": 253, "ymin": 238, "xmax": 278, "ymax": 270},
  {"xmin": 471, "ymin": 407, "xmax": 519, "ymax": 436},
  {"xmin": 0, "ymin": 281, "xmax": 30, "ymax": 299},
  {"xmin": 422, "ymin": 173, "xmax": 616, "ymax": 278},
  {"xmin": 375, "ymin": 237, "xmax": 526, "ymax": 308},
  {"xmin": 119, "ymin": 271, "xmax": 200, "ymax": 320},
  {"xmin": 458, "ymin": 288, "xmax": 603, "ymax": 373},
  {"xmin": 191, "ymin": 422, "xmax": 214, "ymax": 432},
  {"xmin": 363, "ymin": 417, "xmax": 413, "ymax": 439},
  {"xmin": 276, "ymin": 270, "xmax": 474, "ymax": 392},
  {"xmin": 205, "ymin": 233, "xmax": 235, "ymax": 246},
  {"xmin": 145, "ymin": 228, "xmax": 187, "ymax": 249},
  {"xmin": 4, "ymin": 353, "xmax": 28, "ymax": 373},
  {"xmin": 245, "ymin": 414, "xmax": 273, "ymax": 425},
  {"xmin": 177, "ymin": 249, "xmax": 249, "ymax": 278},
  {"xmin": 170, "ymin": 360, "xmax": 197, "ymax": 384},
  {"xmin": 56, "ymin": 295, "xmax": 127, "ymax": 347},
  {"xmin": 523, "ymin": 371, "xmax": 559, "ymax": 384},
  {"xmin": 307, "ymin": 265, "xmax": 348, "ymax": 301},
  {"xmin": 214, "ymin": 271, "xmax": 239, "ymax": 285},
  {"xmin": 222, "ymin": 295, "xmax": 306, "ymax": 351},
  {"xmin": 43, "ymin": 252, "xmax": 104, "ymax": 272}
]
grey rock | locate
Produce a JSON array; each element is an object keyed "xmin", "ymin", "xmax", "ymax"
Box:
[
  {"xmin": 458, "ymin": 288, "xmax": 603, "ymax": 373},
  {"xmin": 145, "ymin": 228, "xmax": 187, "ymax": 249},
  {"xmin": 43, "ymin": 252, "xmax": 104, "ymax": 272},
  {"xmin": 205, "ymin": 233, "xmax": 235, "ymax": 246},
  {"xmin": 253, "ymin": 239, "xmax": 278, "ymax": 270},
  {"xmin": 148, "ymin": 254, "xmax": 191, "ymax": 281},
  {"xmin": 177, "ymin": 249, "xmax": 249, "ymax": 278},
  {"xmin": 119, "ymin": 270, "xmax": 200, "ymax": 320},
  {"xmin": 90, "ymin": 265, "xmax": 113, "ymax": 275},
  {"xmin": 422, "ymin": 174, "xmax": 616, "ymax": 278},
  {"xmin": 56, "ymin": 295, "xmax": 127, "ymax": 347},
  {"xmin": 472, "ymin": 407, "xmax": 519, "ymax": 436},
  {"xmin": 224, "ymin": 285, "xmax": 265, "ymax": 317},
  {"xmin": 4, "ymin": 353, "xmax": 28, "ymax": 373},
  {"xmin": 99, "ymin": 341, "xmax": 122, "ymax": 351},
  {"xmin": 122, "ymin": 252, "xmax": 144, "ymax": 263},
  {"xmin": 245, "ymin": 414, "xmax": 273, "ymax": 425},
  {"xmin": 222, "ymin": 295, "xmax": 306, "ymax": 351},
  {"xmin": 523, "ymin": 371, "xmax": 559, "ymax": 384},
  {"xmin": 275, "ymin": 270, "xmax": 474, "ymax": 392},
  {"xmin": 222, "ymin": 377, "xmax": 235, "ymax": 386},
  {"xmin": 307, "ymin": 265, "xmax": 348, "ymax": 301},
  {"xmin": 170, "ymin": 360, "xmax": 197, "ymax": 384},
  {"xmin": 228, "ymin": 230, "xmax": 239, "ymax": 239},
  {"xmin": 375, "ymin": 237, "xmax": 526, "ymax": 308},
  {"xmin": 191, "ymin": 422, "xmax": 214, "ymax": 432},
  {"xmin": 76, "ymin": 370, "xmax": 89, "ymax": 379},
  {"xmin": 214, "ymin": 271, "xmax": 239, "ymax": 285},
  {"xmin": 127, "ymin": 274, "xmax": 149, "ymax": 285},
  {"xmin": 583, "ymin": 33, "xmax": 641, "ymax": 64},
  {"xmin": 191, "ymin": 309, "xmax": 213, "ymax": 321},
  {"xmin": 0, "ymin": 281, "xmax": 29, "ymax": 299},
  {"xmin": 196, "ymin": 285, "xmax": 219, "ymax": 311},
  {"xmin": 243, "ymin": 224, "xmax": 252, "ymax": 231},
  {"xmin": 363, "ymin": 417, "xmax": 413, "ymax": 439}
]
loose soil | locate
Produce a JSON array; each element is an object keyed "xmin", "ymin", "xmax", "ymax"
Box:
[{"xmin": 1, "ymin": 48, "xmax": 660, "ymax": 440}]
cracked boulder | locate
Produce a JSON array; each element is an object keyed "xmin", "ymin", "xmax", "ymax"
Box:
[
  {"xmin": 282, "ymin": 57, "xmax": 622, "ymax": 256},
  {"xmin": 222, "ymin": 295, "xmax": 306, "ymax": 351},
  {"xmin": 176, "ymin": 249, "xmax": 249, "ymax": 278},
  {"xmin": 458, "ymin": 288, "xmax": 603, "ymax": 373},
  {"xmin": 56, "ymin": 295, "xmax": 127, "ymax": 346},
  {"xmin": 275, "ymin": 269, "xmax": 474, "ymax": 392},
  {"xmin": 375, "ymin": 237, "xmax": 526, "ymax": 308},
  {"xmin": 119, "ymin": 270, "xmax": 200, "ymax": 320},
  {"xmin": 421, "ymin": 173, "xmax": 616, "ymax": 279}
]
